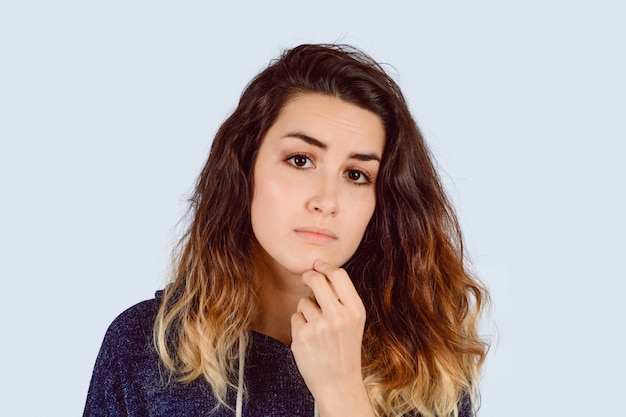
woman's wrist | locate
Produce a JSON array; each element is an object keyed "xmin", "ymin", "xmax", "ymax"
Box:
[{"xmin": 313, "ymin": 377, "xmax": 376, "ymax": 417}]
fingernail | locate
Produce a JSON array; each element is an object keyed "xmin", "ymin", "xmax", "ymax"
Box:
[{"xmin": 313, "ymin": 260, "xmax": 325, "ymax": 269}]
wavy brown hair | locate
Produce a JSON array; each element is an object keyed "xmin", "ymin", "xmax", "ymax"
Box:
[{"xmin": 154, "ymin": 44, "xmax": 489, "ymax": 417}]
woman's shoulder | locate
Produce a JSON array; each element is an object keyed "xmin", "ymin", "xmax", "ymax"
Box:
[{"xmin": 100, "ymin": 290, "xmax": 164, "ymax": 355}]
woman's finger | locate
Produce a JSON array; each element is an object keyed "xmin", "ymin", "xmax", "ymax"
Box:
[
  {"xmin": 290, "ymin": 310, "xmax": 307, "ymax": 331},
  {"xmin": 313, "ymin": 260, "xmax": 363, "ymax": 310},
  {"xmin": 296, "ymin": 293, "xmax": 323, "ymax": 322},
  {"xmin": 301, "ymin": 269, "xmax": 341, "ymax": 312}
]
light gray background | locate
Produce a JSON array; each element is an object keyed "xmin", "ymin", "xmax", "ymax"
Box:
[{"xmin": 1, "ymin": 1, "xmax": 624, "ymax": 416}]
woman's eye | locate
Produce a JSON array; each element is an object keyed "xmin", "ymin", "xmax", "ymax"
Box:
[
  {"xmin": 286, "ymin": 154, "xmax": 313, "ymax": 168},
  {"xmin": 346, "ymin": 169, "xmax": 371, "ymax": 184}
]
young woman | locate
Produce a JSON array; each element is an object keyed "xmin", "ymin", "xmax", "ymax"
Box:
[{"xmin": 84, "ymin": 44, "xmax": 489, "ymax": 417}]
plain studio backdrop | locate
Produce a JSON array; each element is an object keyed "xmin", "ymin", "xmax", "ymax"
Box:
[{"xmin": 1, "ymin": 1, "xmax": 624, "ymax": 416}]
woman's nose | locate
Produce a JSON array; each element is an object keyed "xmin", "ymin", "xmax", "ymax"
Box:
[{"xmin": 306, "ymin": 176, "xmax": 339, "ymax": 215}]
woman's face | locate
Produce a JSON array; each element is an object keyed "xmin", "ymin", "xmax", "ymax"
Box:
[{"xmin": 251, "ymin": 93, "xmax": 385, "ymax": 276}]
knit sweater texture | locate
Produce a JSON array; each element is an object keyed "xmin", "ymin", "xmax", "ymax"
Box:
[{"xmin": 83, "ymin": 291, "xmax": 473, "ymax": 416}]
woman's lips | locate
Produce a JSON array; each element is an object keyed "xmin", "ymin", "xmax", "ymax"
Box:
[{"xmin": 294, "ymin": 228, "xmax": 338, "ymax": 244}]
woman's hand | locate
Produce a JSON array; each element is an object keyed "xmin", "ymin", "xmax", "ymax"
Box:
[{"xmin": 291, "ymin": 260, "xmax": 375, "ymax": 417}]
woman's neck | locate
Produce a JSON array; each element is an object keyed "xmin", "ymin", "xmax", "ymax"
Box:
[{"xmin": 251, "ymin": 260, "xmax": 312, "ymax": 345}]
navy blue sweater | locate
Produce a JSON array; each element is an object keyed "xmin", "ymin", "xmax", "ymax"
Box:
[{"xmin": 84, "ymin": 292, "xmax": 473, "ymax": 416}]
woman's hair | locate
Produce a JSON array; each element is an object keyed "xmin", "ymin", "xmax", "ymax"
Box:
[{"xmin": 155, "ymin": 44, "xmax": 489, "ymax": 417}]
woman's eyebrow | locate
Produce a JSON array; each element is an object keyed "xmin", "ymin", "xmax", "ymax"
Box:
[
  {"xmin": 283, "ymin": 131, "xmax": 327, "ymax": 149},
  {"xmin": 349, "ymin": 152, "xmax": 381, "ymax": 163},
  {"xmin": 283, "ymin": 131, "xmax": 381, "ymax": 163}
]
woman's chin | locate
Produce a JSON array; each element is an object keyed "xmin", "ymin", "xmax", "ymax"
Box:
[{"xmin": 258, "ymin": 247, "xmax": 349, "ymax": 278}]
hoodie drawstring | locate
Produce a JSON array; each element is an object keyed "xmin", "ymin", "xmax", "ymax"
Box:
[{"xmin": 236, "ymin": 332, "xmax": 245, "ymax": 417}]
